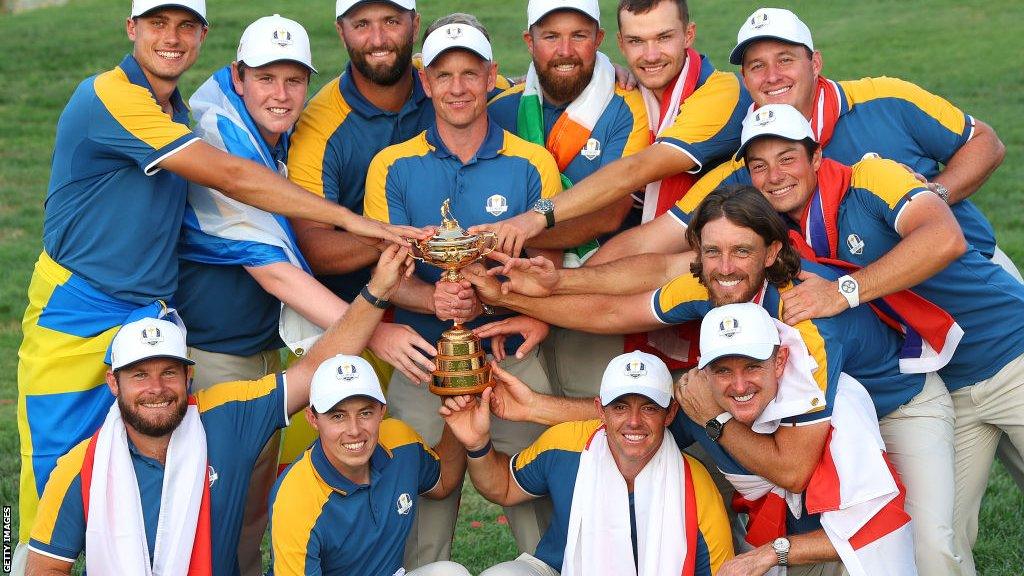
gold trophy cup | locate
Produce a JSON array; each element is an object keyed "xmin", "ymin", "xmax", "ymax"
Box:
[{"xmin": 410, "ymin": 200, "xmax": 498, "ymax": 396}]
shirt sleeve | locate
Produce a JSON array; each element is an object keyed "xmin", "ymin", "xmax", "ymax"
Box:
[
  {"xmin": 651, "ymin": 274, "xmax": 713, "ymax": 324},
  {"xmin": 90, "ymin": 71, "xmax": 196, "ymax": 175},
  {"xmin": 28, "ymin": 442, "xmax": 89, "ymax": 563},
  {"xmin": 195, "ymin": 373, "xmax": 289, "ymax": 448},
  {"xmin": 668, "ymin": 159, "xmax": 749, "ymax": 226},
  {"xmin": 655, "ymin": 70, "xmax": 748, "ymax": 172},
  {"xmin": 532, "ymin": 146, "xmax": 563, "ymax": 201},
  {"xmin": 287, "ymin": 80, "xmax": 344, "ymax": 201},
  {"xmin": 417, "ymin": 440, "xmax": 442, "ymax": 495},
  {"xmin": 608, "ymin": 88, "xmax": 651, "ymax": 162},
  {"xmin": 849, "ymin": 158, "xmax": 933, "ymax": 234},
  {"xmin": 687, "ymin": 454, "xmax": 735, "ymax": 575},
  {"xmin": 271, "ymin": 513, "xmax": 323, "ymax": 576},
  {"xmin": 363, "ymin": 150, "xmax": 409, "ymax": 225}
]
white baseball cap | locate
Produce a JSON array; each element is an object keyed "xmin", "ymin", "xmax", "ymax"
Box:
[
  {"xmin": 730, "ymin": 8, "xmax": 813, "ymax": 65},
  {"xmin": 734, "ymin": 103, "xmax": 816, "ymax": 160},
  {"xmin": 698, "ymin": 303, "xmax": 780, "ymax": 369},
  {"xmin": 527, "ymin": 0, "xmax": 601, "ymax": 28},
  {"xmin": 599, "ymin": 351, "xmax": 674, "ymax": 408},
  {"xmin": 110, "ymin": 318, "xmax": 195, "ymax": 371},
  {"xmin": 237, "ymin": 14, "xmax": 317, "ymax": 73},
  {"xmin": 422, "ymin": 23, "xmax": 493, "ymax": 67},
  {"xmin": 131, "ymin": 0, "xmax": 207, "ymax": 26},
  {"xmin": 336, "ymin": 0, "xmax": 415, "ymax": 19},
  {"xmin": 310, "ymin": 355, "xmax": 387, "ymax": 413}
]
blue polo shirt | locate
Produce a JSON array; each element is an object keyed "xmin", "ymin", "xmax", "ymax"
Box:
[
  {"xmin": 670, "ymin": 76, "xmax": 997, "ymax": 258},
  {"xmin": 511, "ymin": 419, "xmax": 732, "ymax": 573},
  {"xmin": 667, "ymin": 415, "xmax": 823, "ymax": 536},
  {"xmin": 268, "ymin": 420, "xmax": 440, "ymax": 576},
  {"xmin": 651, "ymin": 262, "xmax": 925, "ymax": 419},
  {"xmin": 363, "ymin": 120, "xmax": 561, "ymax": 355},
  {"xmin": 802, "ymin": 158, "xmax": 1024, "ymax": 390},
  {"xmin": 29, "ymin": 373, "xmax": 289, "ymax": 575},
  {"xmin": 42, "ymin": 54, "xmax": 199, "ymax": 304}
]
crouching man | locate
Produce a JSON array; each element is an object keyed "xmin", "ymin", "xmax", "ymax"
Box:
[
  {"xmin": 267, "ymin": 354, "xmax": 469, "ymax": 576},
  {"xmin": 441, "ymin": 351, "xmax": 734, "ymax": 576}
]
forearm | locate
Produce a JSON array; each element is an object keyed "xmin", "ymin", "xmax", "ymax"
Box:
[
  {"xmin": 936, "ymin": 120, "xmax": 1005, "ymax": 203},
  {"xmin": 465, "ymin": 447, "xmax": 532, "ymax": 507},
  {"xmin": 527, "ymin": 196, "xmax": 633, "ymax": 249},
  {"xmin": 526, "ymin": 394, "xmax": 598, "ymax": 426},
  {"xmin": 432, "ymin": 424, "xmax": 468, "ymax": 498},
  {"xmin": 292, "ymin": 222, "xmax": 383, "ymax": 275},
  {"xmin": 588, "ymin": 212, "xmax": 692, "ymax": 265},
  {"xmin": 716, "ymin": 421, "xmax": 828, "ymax": 493},
  {"xmin": 492, "ymin": 291, "xmax": 661, "ymax": 334},
  {"xmin": 555, "ymin": 253, "xmax": 688, "ymax": 295},
  {"xmin": 246, "ymin": 262, "xmax": 348, "ymax": 329},
  {"xmin": 390, "ymin": 275, "xmax": 437, "ymax": 315},
  {"xmin": 25, "ymin": 552, "xmax": 73, "ymax": 576},
  {"xmin": 789, "ymin": 530, "xmax": 841, "ymax": 565}
]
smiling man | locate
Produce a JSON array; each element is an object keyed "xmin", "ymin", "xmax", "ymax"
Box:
[
  {"xmin": 15, "ymin": 2, "xmax": 415, "ymax": 569},
  {"xmin": 440, "ymin": 351, "xmax": 733, "ymax": 576},
  {"xmin": 267, "ymin": 355, "xmax": 469, "ymax": 576}
]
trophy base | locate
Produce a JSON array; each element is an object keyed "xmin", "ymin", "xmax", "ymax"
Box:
[{"xmin": 429, "ymin": 326, "xmax": 492, "ymax": 396}]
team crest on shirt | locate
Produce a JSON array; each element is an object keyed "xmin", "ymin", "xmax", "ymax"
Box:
[
  {"xmin": 719, "ymin": 317, "xmax": 741, "ymax": 338},
  {"xmin": 140, "ymin": 325, "xmax": 164, "ymax": 346},
  {"xmin": 272, "ymin": 28, "xmax": 293, "ymax": 47},
  {"xmin": 750, "ymin": 11, "xmax": 771, "ymax": 29},
  {"xmin": 485, "ymin": 194, "xmax": 508, "ymax": 216},
  {"xmin": 846, "ymin": 233, "xmax": 865, "ymax": 255},
  {"xmin": 581, "ymin": 138, "xmax": 602, "ymax": 161},
  {"xmin": 336, "ymin": 362, "xmax": 359, "ymax": 381},
  {"xmin": 396, "ymin": 493, "xmax": 413, "ymax": 515},
  {"xmin": 751, "ymin": 109, "xmax": 776, "ymax": 127},
  {"xmin": 208, "ymin": 465, "xmax": 219, "ymax": 488},
  {"xmin": 624, "ymin": 359, "xmax": 647, "ymax": 379}
]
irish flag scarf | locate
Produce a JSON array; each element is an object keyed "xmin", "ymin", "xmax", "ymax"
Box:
[{"xmin": 790, "ymin": 158, "xmax": 963, "ymax": 373}]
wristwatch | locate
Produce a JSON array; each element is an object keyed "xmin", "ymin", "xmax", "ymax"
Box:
[
  {"xmin": 931, "ymin": 182, "xmax": 951, "ymax": 204},
  {"xmin": 772, "ymin": 537, "xmax": 791, "ymax": 566},
  {"xmin": 360, "ymin": 285, "xmax": 390, "ymax": 309},
  {"xmin": 704, "ymin": 412, "xmax": 733, "ymax": 443},
  {"xmin": 836, "ymin": 274, "xmax": 860, "ymax": 308},
  {"xmin": 531, "ymin": 198, "xmax": 556, "ymax": 229}
]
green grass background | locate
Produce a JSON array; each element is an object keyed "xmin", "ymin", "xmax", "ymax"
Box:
[{"xmin": 1, "ymin": 0, "xmax": 1021, "ymax": 574}]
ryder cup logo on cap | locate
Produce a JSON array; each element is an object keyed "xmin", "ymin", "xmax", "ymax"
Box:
[
  {"xmin": 310, "ymin": 354, "xmax": 387, "ymax": 412},
  {"xmin": 698, "ymin": 303, "xmax": 780, "ymax": 369},
  {"xmin": 422, "ymin": 23, "xmax": 493, "ymax": 67},
  {"xmin": 735, "ymin": 103, "xmax": 815, "ymax": 160},
  {"xmin": 730, "ymin": 7, "xmax": 813, "ymax": 65},
  {"xmin": 527, "ymin": 0, "xmax": 601, "ymax": 29},
  {"xmin": 131, "ymin": 0, "xmax": 208, "ymax": 26},
  {"xmin": 336, "ymin": 0, "xmax": 415, "ymax": 19},
  {"xmin": 600, "ymin": 351, "xmax": 673, "ymax": 408},
  {"xmin": 237, "ymin": 14, "xmax": 317, "ymax": 73},
  {"xmin": 110, "ymin": 317, "xmax": 194, "ymax": 371}
]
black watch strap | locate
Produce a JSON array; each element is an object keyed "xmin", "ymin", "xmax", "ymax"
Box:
[{"xmin": 360, "ymin": 285, "xmax": 390, "ymax": 309}]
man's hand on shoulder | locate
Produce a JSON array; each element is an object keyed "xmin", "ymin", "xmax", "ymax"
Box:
[{"xmin": 780, "ymin": 270, "xmax": 850, "ymax": 325}]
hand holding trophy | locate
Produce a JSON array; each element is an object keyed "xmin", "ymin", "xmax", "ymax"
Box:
[{"xmin": 410, "ymin": 199, "xmax": 497, "ymax": 396}]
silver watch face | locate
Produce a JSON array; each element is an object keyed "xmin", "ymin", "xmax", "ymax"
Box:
[
  {"xmin": 773, "ymin": 537, "xmax": 791, "ymax": 552},
  {"xmin": 840, "ymin": 278, "xmax": 858, "ymax": 294},
  {"xmin": 532, "ymin": 198, "xmax": 554, "ymax": 214}
]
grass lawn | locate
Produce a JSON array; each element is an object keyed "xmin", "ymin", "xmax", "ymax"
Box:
[{"xmin": 1, "ymin": 0, "xmax": 1022, "ymax": 574}]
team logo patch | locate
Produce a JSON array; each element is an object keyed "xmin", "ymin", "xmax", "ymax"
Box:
[
  {"xmin": 208, "ymin": 465, "xmax": 219, "ymax": 488},
  {"xmin": 751, "ymin": 109, "xmax": 776, "ymax": 127},
  {"xmin": 446, "ymin": 25, "xmax": 463, "ymax": 40},
  {"xmin": 846, "ymin": 233, "xmax": 865, "ymax": 255},
  {"xmin": 718, "ymin": 317, "xmax": 741, "ymax": 338},
  {"xmin": 336, "ymin": 362, "xmax": 359, "ymax": 381},
  {"xmin": 581, "ymin": 138, "xmax": 602, "ymax": 161},
  {"xmin": 140, "ymin": 325, "xmax": 164, "ymax": 346},
  {"xmin": 396, "ymin": 493, "xmax": 414, "ymax": 515},
  {"xmin": 750, "ymin": 11, "xmax": 770, "ymax": 29},
  {"xmin": 624, "ymin": 359, "xmax": 647, "ymax": 379},
  {"xmin": 272, "ymin": 27, "xmax": 293, "ymax": 47},
  {"xmin": 810, "ymin": 397, "xmax": 820, "ymax": 407},
  {"xmin": 485, "ymin": 194, "xmax": 508, "ymax": 216}
]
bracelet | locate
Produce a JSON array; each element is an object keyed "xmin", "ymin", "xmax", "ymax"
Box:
[
  {"xmin": 360, "ymin": 285, "xmax": 390, "ymax": 309},
  {"xmin": 467, "ymin": 439, "xmax": 493, "ymax": 459}
]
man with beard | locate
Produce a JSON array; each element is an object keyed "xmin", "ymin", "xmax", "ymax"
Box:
[
  {"xmin": 486, "ymin": 0, "xmax": 650, "ymax": 398},
  {"xmin": 464, "ymin": 186, "xmax": 927, "ymax": 502},
  {"xmin": 25, "ymin": 244, "xmax": 414, "ymax": 576}
]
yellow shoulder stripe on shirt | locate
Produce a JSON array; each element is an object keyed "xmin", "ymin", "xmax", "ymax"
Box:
[
  {"xmin": 363, "ymin": 132, "xmax": 432, "ymax": 223},
  {"xmin": 656, "ymin": 274, "xmax": 709, "ymax": 316},
  {"xmin": 488, "ymin": 83, "xmax": 525, "ymax": 106},
  {"xmin": 93, "ymin": 68, "xmax": 192, "ymax": 150},
  {"xmin": 378, "ymin": 418, "xmax": 439, "ymax": 460},
  {"xmin": 686, "ymin": 453, "xmax": 735, "ymax": 572},
  {"xmin": 662, "ymin": 70, "xmax": 742, "ymax": 145},
  {"xmin": 500, "ymin": 131, "xmax": 562, "ymax": 199},
  {"xmin": 616, "ymin": 86, "xmax": 651, "ymax": 159},
  {"xmin": 271, "ymin": 452, "xmax": 332, "ymax": 575},
  {"xmin": 675, "ymin": 158, "xmax": 747, "ymax": 215},
  {"xmin": 775, "ymin": 290, "xmax": 829, "ymax": 409},
  {"xmin": 287, "ymin": 77, "xmax": 352, "ymax": 198},
  {"xmin": 851, "ymin": 157, "xmax": 927, "ymax": 209},
  {"xmin": 30, "ymin": 439, "xmax": 90, "ymax": 545},
  {"xmin": 515, "ymin": 419, "xmax": 601, "ymax": 470},
  {"xmin": 839, "ymin": 76, "xmax": 967, "ymax": 136},
  {"xmin": 196, "ymin": 373, "xmax": 278, "ymax": 413}
]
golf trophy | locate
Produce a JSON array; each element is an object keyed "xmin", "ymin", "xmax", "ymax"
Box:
[{"xmin": 410, "ymin": 199, "xmax": 498, "ymax": 396}]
